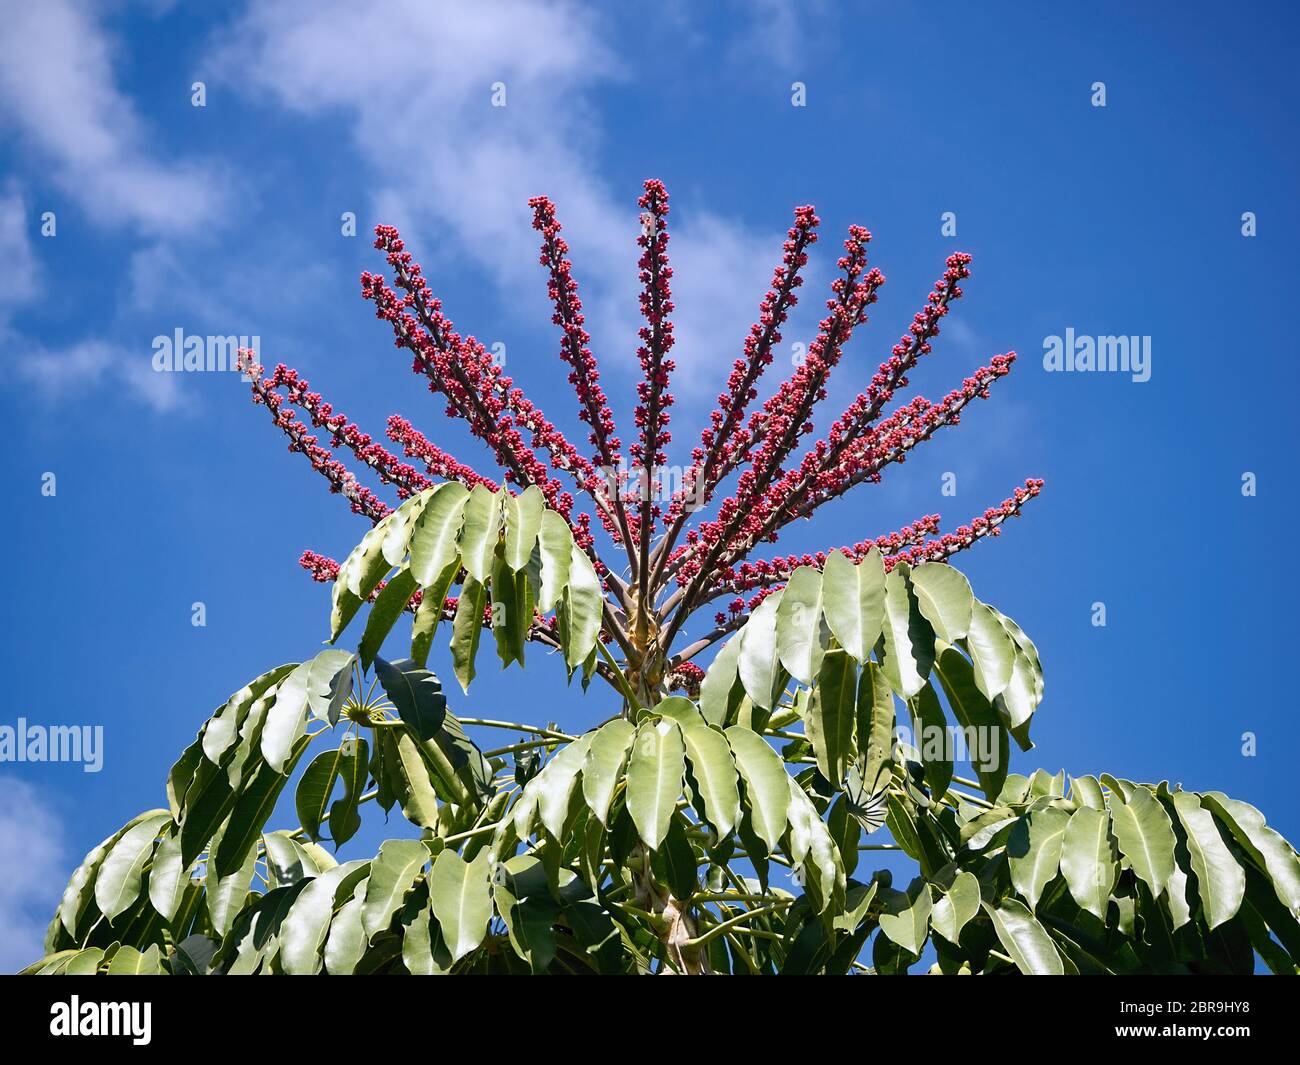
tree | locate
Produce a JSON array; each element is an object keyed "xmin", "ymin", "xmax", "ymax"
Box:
[{"xmin": 26, "ymin": 182, "xmax": 1299, "ymax": 975}]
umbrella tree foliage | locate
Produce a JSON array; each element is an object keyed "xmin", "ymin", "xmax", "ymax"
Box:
[{"xmin": 26, "ymin": 183, "xmax": 1300, "ymax": 975}]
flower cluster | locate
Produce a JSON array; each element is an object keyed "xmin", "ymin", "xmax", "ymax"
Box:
[{"xmin": 240, "ymin": 181, "xmax": 1041, "ymax": 692}]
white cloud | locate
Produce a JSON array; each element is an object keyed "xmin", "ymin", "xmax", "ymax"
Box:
[
  {"xmin": 0, "ymin": 184, "xmax": 39, "ymax": 318},
  {"xmin": 11, "ymin": 340, "xmax": 183, "ymax": 413},
  {"xmin": 0, "ymin": 777, "xmax": 67, "ymax": 972},
  {"xmin": 0, "ymin": 0, "xmax": 226, "ymax": 234},
  {"xmin": 207, "ymin": 0, "xmax": 794, "ymax": 437}
]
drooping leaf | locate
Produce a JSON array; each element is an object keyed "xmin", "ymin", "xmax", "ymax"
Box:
[
  {"xmin": 932, "ymin": 644, "xmax": 1008, "ymax": 800},
  {"xmin": 535, "ymin": 510, "xmax": 573, "ymax": 613},
  {"xmin": 877, "ymin": 563, "xmax": 934, "ymax": 698},
  {"xmin": 775, "ymin": 566, "xmax": 827, "ymax": 685},
  {"xmin": 725, "ymin": 726, "xmax": 790, "ymax": 850},
  {"xmin": 450, "ymin": 578, "xmax": 487, "ymax": 694},
  {"xmin": 429, "ymin": 848, "xmax": 493, "ymax": 962},
  {"xmin": 93, "ymin": 811, "xmax": 170, "ymax": 922},
  {"xmin": 984, "ymin": 898, "xmax": 1065, "ymax": 975},
  {"xmin": 1110, "ymin": 786, "xmax": 1176, "ymax": 899},
  {"xmin": 907, "ymin": 680, "xmax": 952, "ymax": 797},
  {"xmin": 503, "ymin": 485, "xmax": 545, "ymax": 571},
  {"xmin": 458, "ymin": 484, "xmax": 502, "ymax": 584},
  {"xmin": 582, "ymin": 719, "xmax": 636, "ymax": 826},
  {"xmin": 626, "ymin": 720, "xmax": 685, "ymax": 850},
  {"xmin": 1008, "ymin": 806, "xmax": 1070, "ymax": 910},
  {"xmin": 820, "ymin": 547, "xmax": 885, "ymax": 663},
  {"xmin": 805, "ymin": 648, "xmax": 857, "ymax": 786},
  {"xmin": 280, "ymin": 860, "xmax": 370, "ymax": 975},
  {"xmin": 409, "ymin": 482, "xmax": 470, "ymax": 586},
  {"xmin": 1172, "ymin": 791, "xmax": 1246, "ymax": 930},
  {"xmin": 737, "ymin": 592, "xmax": 784, "ymax": 711},
  {"xmin": 360, "ymin": 569, "xmax": 418, "ymax": 670},
  {"xmin": 561, "ymin": 543, "xmax": 602, "ymax": 669},
  {"xmin": 878, "ymin": 880, "xmax": 932, "ymax": 955},
  {"xmin": 1059, "ymin": 805, "xmax": 1118, "ymax": 920},
  {"xmin": 910, "ymin": 562, "xmax": 973, "ymax": 643},
  {"xmin": 856, "ymin": 661, "xmax": 895, "ymax": 794},
  {"xmin": 375, "ymin": 657, "xmax": 448, "ymax": 740},
  {"xmin": 362, "ymin": 839, "xmax": 429, "ymax": 941},
  {"xmin": 1202, "ymin": 791, "xmax": 1300, "ymax": 915},
  {"xmin": 930, "ymin": 869, "xmax": 981, "ymax": 943}
]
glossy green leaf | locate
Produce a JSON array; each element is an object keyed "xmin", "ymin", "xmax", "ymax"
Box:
[
  {"xmin": 535, "ymin": 510, "xmax": 573, "ymax": 613},
  {"xmin": 932, "ymin": 644, "xmax": 1008, "ymax": 800},
  {"xmin": 820, "ymin": 547, "xmax": 885, "ymax": 662},
  {"xmin": 626, "ymin": 720, "xmax": 685, "ymax": 849},
  {"xmin": 737, "ymin": 592, "xmax": 784, "ymax": 710},
  {"xmin": 359, "ymin": 569, "xmax": 417, "ymax": 670},
  {"xmin": 429, "ymin": 848, "xmax": 493, "ymax": 962},
  {"xmin": 725, "ymin": 726, "xmax": 790, "ymax": 850},
  {"xmin": 910, "ymin": 562, "xmax": 973, "ymax": 643},
  {"xmin": 1172, "ymin": 791, "xmax": 1245, "ymax": 929},
  {"xmin": 281, "ymin": 860, "xmax": 369, "ymax": 975},
  {"xmin": 878, "ymin": 880, "xmax": 932, "ymax": 955},
  {"xmin": 1110, "ymin": 786, "xmax": 1176, "ymax": 898},
  {"xmin": 450, "ymin": 577, "xmax": 487, "ymax": 693},
  {"xmin": 907, "ymin": 680, "xmax": 952, "ymax": 797},
  {"xmin": 930, "ymin": 869, "xmax": 981, "ymax": 943},
  {"xmin": 375, "ymin": 657, "xmax": 447, "ymax": 740},
  {"xmin": 806, "ymin": 649, "xmax": 856, "ymax": 785},
  {"xmin": 561, "ymin": 543, "xmax": 602, "ymax": 669},
  {"xmin": 964, "ymin": 601, "xmax": 1015, "ymax": 700},
  {"xmin": 878, "ymin": 563, "xmax": 934, "ymax": 698},
  {"xmin": 362, "ymin": 839, "xmax": 428, "ymax": 940},
  {"xmin": 1008, "ymin": 807, "xmax": 1069, "ymax": 910},
  {"xmin": 775, "ymin": 566, "xmax": 826, "ymax": 684},
  {"xmin": 458, "ymin": 484, "xmax": 502, "ymax": 584},
  {"xmin": 1060, "ymin": 806, "xmax": 1118, "ymax": 920},
  {"xmin": 984, "ymin": 898, "xmax": 1064, "ymax": 975},
  {"xmin": 504, "ymin": 485, "xmax": 545, "ymax": 571},
  {"xmin": 856, "ymin": 661, "xmax": 895, "ymax": 793},
  {"xmin": 1202, "ymin": 791, "xmax": 1300, "ymax": 915},
  {"xmin": 582, "ymin": 718, "xmax": 636, "ymax": 825},
  {"xmin": 94, "ymin": 811, "xmax": 170, "ymax": 921},
  {"xmin": 409, "ymin": 482, "xmax": 470, "ymax": 586}
]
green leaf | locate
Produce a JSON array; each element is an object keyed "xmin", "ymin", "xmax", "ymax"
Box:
[
  {"xmin": 262, "ymin": 831, "xmax": 329, "ymax": 888},
  {"xmin": 410, "ymin": 560, "xmax": 458, "ymax": 667},
  {"xmin": 806, "ymin": 648, "xmax": 857, "ymax": 785},
  {"xmin": 94, "ymin": 811, "xmax": 169, "ymax": 921},
  {"xmin": 582, "ymin": 718, "xmax": 636, "ymax": 826},
  {"xmin": 105, "ymin": 944, "xmax": 164, "ymax": 975},
  {"xmin": 1172, "ymin": 791, "xmax": 1246, "ymax": 929},
  {"xmin": 932, "ymin": 644, "xmax": 1008, "ymax": 800},
  {"xmin": 984, "ymin": 898, "xmax": 1065, "ymax": 974},
  {"xmin": 490, "ymin": 552, "xmax": 533, "ymax": 669},
  {"xmin": 327, "ymin": 735, "xmax": 368, "ymax": 849},
  {"xmin": 323, "ymin": 879, "xmax": 369, "ymax": 975},
  {"xmin": 450, "ymin": 577, "xmax": 487, "ymax": 694},
  {"xmin": 146, "ymin": 824, "xmax": 188, "ymax": 921},
  {"xmin": 737, "ymin": 592, "xmax": 784, "ymax": 710},
  {"xmin": 820, "ymin": 547, "xmax": 885, "ymax": 663},
  {"xmin": 856, "ymin": 661, "xmax": 895, "ymax": 794},
  {"xmin": 1070, "ymin": 774, "xmax": 1106, "ymax": 810},
  {"xmin": 930, "ymin": 869, "xmax": 981, "ymax": 943},
  {"xmin": 409, "ymin": 482, "xmax": 470, "ymax": 585},
  {"xmin": 359, "ymin": 569, "xmax": 417, "ymax": 670},
  {"xmin": 907, "ymin": 681, "xmax": 952, "ymax": 797},
  {"xmin": 532, "ymin": 733, "xmax": 593, "ymax": 839},
  {"xmin": 1059, "ymin": 806, "xmax": 1118, "ymax": 920},
  {"xmin": 375, "ymin": 657, "xmax": 448, "ymax": 740},
  {"xmin": 458, "ymin": 485, "xmax": 502, "ymax": 584},
  {"xmin": 504, "ymin": 485, "xmax": 545, "ymax": 571},
  {"xmin": 536, "ymin": 510, "xmax": 573, "ymax": 613},
  {"xmin": 725, "ymin": 726, "xmax": 790, "ymax": 850},
  {"xmin": 1202, "ymin": 791, "xmax": 1300, "ymax": 915},
  {"xmin": 878, "ymin": 563, "xmax": 935, "ymax": 698},
  {"xmin": 280, "ymin": 860, "xmax": 369, "ymax": 975},
  {"xmin": 259, "ymin": 659, "xmax": 314, "ymax": 774},
  {"xmin": 786, "ymin": 777, "xmax": 847, "ymax": 914},
  {"xmin": 677, "ymin": 719, "xmax": 741, "ymax": 839},
  {"xmin": 1008, "ymin": 807, "xmax": 1070, "ymax": 910},
  {"xmin": 698, "ymin": 636, "xmax": 742, "ymax": 728},
  {"xmin": 878, "ymin": 880, "xmax": 932, "ymax": 955},
  {"xmin": 429, "ymin": 848, "xmax": 493, "ymax": 962},
  {"xmin": 1110, "ymin": 786, "xmax": 1177, "ymax": 898},
  {"xmin": 383, "ymin": 730, "xmax": 442, "ymax": 829},
  {"xmin": 361, "ymin": 839, "xmax": 428, "ymax": 940},
  {"xmin": 306, "ymin": 649, "xmax": 356, "ymax": 725},
  {"xmin": 910, "ymin": 562, "xmax": 973, "ymax": 643},
  {"xmin": 964, "ymin": 601, "xmax": 1016, "ymax": 700},
  {"xmin": 561, "ymin": 543, "xmax": 602, "ymax": 669},
  {"xmin": 626, "ymin": 720, "xmax": 685, "ymax": 849},
  {"xmin": 381, "ymin": 488, "xmax": 430, "ymax": 566},
  {"xmin": 775, "ymin": 566, "xmax": 827, "ymax": 685}
]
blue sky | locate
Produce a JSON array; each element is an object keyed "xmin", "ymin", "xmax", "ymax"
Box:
[{"xmin": 1, "ymin": 0, "xmax": 1297, "ymax": 968}]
